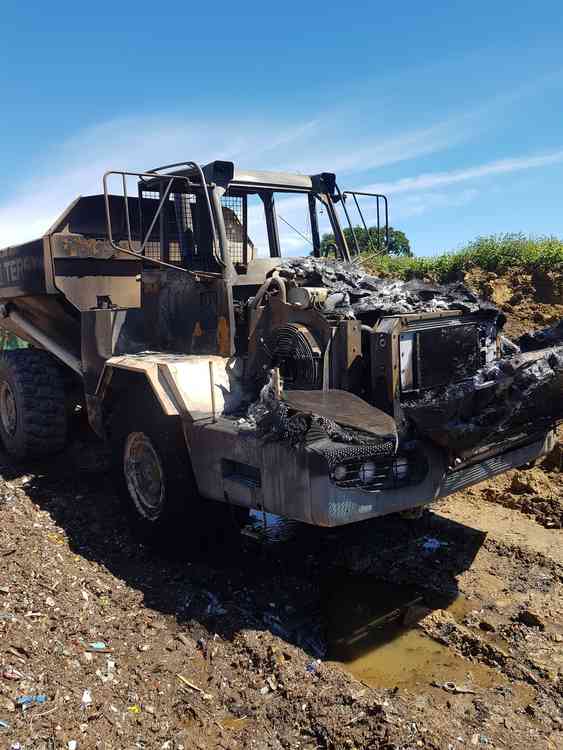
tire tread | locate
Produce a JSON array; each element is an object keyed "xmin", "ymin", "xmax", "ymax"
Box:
[{"xmin": 0, "ymin": 349, "xmax": 67, "ymax": 457}]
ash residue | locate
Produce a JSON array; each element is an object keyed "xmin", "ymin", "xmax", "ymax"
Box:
[
  {"xmin": 243, "ymin": 371, "xmax": 392, "ymax": 449},
  {"xmin": 275, "ymin": 258, "xmax": 504, "ymax": 324},
  {"xmin": 517, "ymin": 318, "xmax": 563, "ymax": 352},
  {"xmin": 404, "ymin": 344, "xmax": 563, "ymax": 453}
]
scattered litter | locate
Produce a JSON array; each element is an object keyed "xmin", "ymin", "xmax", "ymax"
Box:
[
  {"xmin": 345, "ymin": 711, "xmax": 366, "ymax": 726},
  {"xmin": 0, "ymin": 612, "xmax": 16, "ymax": 621},
  {"xmin": 128, "ymin": 704, "xmax": 141, "ymax": 714},
  {"xmin": 87, "ymin": 641, "xmax": 112, "ymax": 653},
  {"xmin": 80, "ymin": 689, "xmax": 92, "ymax": 708},
  {"xmin": 421, "ymin": 537, "xmax": 447, "ymax": 553},
  {"xmin": 266, "ymin": 674, "xmax": 277, "ymax": 692},
  {"xmin": 0, "ymin": 585, "xmax": 10, "ymax": 594},
  {"xmin": 10, "ymin": 743, "xmax": 22, "ymax": 750},
  {"xmin": 471, "ymin": 734, "xmax": 490, "ymax": 746},
  {"xmin": 0, "ymin": 719, "xmax": 10, "ymax": 730},
  {"xmin": 45, "ymin": 596, "xmax": 55, "ymax": 607},
  {"xmin": 306, "ymin": 659, "xmax": 322, "ymax": 675},
  {"xmin": 16, "ymin": 694, "xmax": 48, "ymax": 708},
  {"xmin": 259, "ymin": 686, "xmax": 269, "ymax": 695},
  {"xmin": 68, "ymin": 742, "xmax": 78, "ymax": 750},
  {"xmin": 432, "ymin": 681, "xmax": 477, "ymax": 695},
  {"xmin": 96, "ymin": 659, "xmax": 116, "ymax": 684},
  {"xmin": 176, "ymin": 674, "xmax": 212, "ymax": 701},
  {"xmin": 2, "ymin": 667, "xmax": 23, "ymax": 681},
  {"xmin": 47, "ymin": 532, "xmax": 65, "ymax": 545}
]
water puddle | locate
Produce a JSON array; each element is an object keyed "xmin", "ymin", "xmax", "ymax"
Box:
[{"xmin": 324, "ymin": 572, "xmax": 532, "ymax": 702}]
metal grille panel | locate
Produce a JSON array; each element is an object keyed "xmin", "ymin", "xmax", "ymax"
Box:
[
  {"xmin": 139, "ymin": 190, "xmax": 161, "ymax": 260},
  {"xmin": 171, "ymin": 193, "xmax": 196, "ymax": 264},
  {"xmin": 221, "ymin": 193, "xmax": 246, "ymax": 264},
  {"xmin": 139, "ymin": 188, "xmax": 250, "ymax": 267}
]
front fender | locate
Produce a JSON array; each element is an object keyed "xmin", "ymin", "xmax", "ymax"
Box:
[{"xmin": 97, "ymin": 353, "xmax": 245, "ymax": 420}]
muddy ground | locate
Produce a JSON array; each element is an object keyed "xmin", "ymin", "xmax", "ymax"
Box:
[{"xmin": 0, "ymin": 272, "xmax": 562, "ymax": 750}]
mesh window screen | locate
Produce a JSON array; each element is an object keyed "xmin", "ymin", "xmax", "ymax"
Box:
[
  {"xmin": 139, "ymin": 190, "xmax": 161, "ymax": 260},
  {"xmin": 139, "ymin": 188, "xmax": 252, "ymax": 268},
  {"xmin": 221, "ymin": 193, "xmax": 246, "ymax": 264},
  {"xmin": 171, "ymin": 193, "xmax": 196, "ymax": 264},
  {"xmin": 140, "ymin": 189, "xmax": 197, "ymax": 265}
]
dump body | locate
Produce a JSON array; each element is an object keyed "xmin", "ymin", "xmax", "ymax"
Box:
[{"xmin": 0, "ymin": 160, "xmax": 559, "ymax": 529}]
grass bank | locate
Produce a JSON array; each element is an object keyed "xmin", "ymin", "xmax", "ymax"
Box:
[{"xmin": 362, "ymin": 233, "xmax": 563, "ymax": 282}]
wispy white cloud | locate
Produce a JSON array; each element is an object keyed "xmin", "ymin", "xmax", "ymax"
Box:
[
  {"xmin": 0, "ymin": 117, "xmax": 317, "ymax": 247},
  {"xmin": 277, "ymin": 114, "xmax": 477, "ymax": 176},
  {"xmin": 3, "ymin": 88, "xmax": 561, "ymax": 250},
  {"xmin": 0, "ymin": 108, "xmax": 471, "ymax": 247},
  {"xmin": 387, "ymin": 189, "xmax": 480, "ymax": 220},
  {"xmin": 365, "ymin": 149, "xmax": 563, "ymax": 196}
]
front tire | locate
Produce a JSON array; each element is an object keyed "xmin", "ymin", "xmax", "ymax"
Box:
[{"xmin": 109, "ymin": 386, "xmax": 247, "ymax": 552}]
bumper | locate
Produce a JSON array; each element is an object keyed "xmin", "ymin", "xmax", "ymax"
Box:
[
  {"xmin": 308, "ymin": 430, "xmax": 557, "ymax": 527},
  {"xmin": 190, "ymin": 417, "xmax": 556, "ymax": 528}
]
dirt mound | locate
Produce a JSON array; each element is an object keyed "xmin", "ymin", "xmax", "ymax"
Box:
[
  {"xmin": 456, "ymin": 432, "xmax": 562, "ymax": 529},
  {"xmin": 463, "ymin": 267, "xmax": 563, "ymax": 339}
]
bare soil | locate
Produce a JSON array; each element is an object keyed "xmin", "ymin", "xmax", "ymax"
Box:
[
  {"xmin": 0, "ymin": 290, "xmax": 561, "ymax": 750},
  {"xmin": 463, "ymin": 267, "xmax": 563, "ymax": 339}
]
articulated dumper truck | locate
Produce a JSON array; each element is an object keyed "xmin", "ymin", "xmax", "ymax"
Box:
[{"xmin": 0, "ymin": 160, "xmax": 559, "ymax": 545}]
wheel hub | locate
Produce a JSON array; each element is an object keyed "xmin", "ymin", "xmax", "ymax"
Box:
[
  {"xmin": 123, "ymin": 432, "xmax": 165, "ymax": 521},
  {"xmin": 0, "ymin": 382, "xmax": 17, "ymax": 437}
]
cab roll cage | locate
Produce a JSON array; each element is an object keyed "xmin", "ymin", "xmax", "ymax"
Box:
[{"xmin": 102, "ymin": 161, "xmax": 225, "ymax": 275}]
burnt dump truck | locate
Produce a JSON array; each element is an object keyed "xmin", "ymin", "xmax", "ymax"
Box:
[{"xmin": 0, "ymin": 160, "xmax": 560, "ymax": 542}]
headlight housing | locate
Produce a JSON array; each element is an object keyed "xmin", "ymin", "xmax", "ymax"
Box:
[{"xmin": 329, "ymin": 454, "xmax": 425, "ymax": 491}]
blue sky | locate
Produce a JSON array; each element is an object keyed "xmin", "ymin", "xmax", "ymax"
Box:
[{"xmin": 2, "ymin": 0, "xmax": 563, "ymax": 255}]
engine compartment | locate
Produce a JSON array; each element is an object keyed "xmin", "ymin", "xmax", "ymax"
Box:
[{"xmin": 233, "ymin": 258, "xmax": 562, "ymax": 493}]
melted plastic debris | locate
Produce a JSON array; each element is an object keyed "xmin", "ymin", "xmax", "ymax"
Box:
[
  {"xmin": 420, "ymin": 537, "xmax": 448, "ymax": 553},
  {"xmin": 242, "ymin": 371, "xmax": 393, "ymax": 449},
  {"xmin": 516, "ymin": 319, "xmax": 563, "ymax": 352},
  {"xmin": 404, "ymin": 343, "xmax": 563, "ymax": 453},
  {"xmin": 499, "ymin": 334, "xmax": 521, "ymax": 357},
  {"xmin": 275, "ymin": 258, "xmax": 504, "ymax": 324}
]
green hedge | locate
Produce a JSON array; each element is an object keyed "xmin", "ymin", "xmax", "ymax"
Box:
[{"xmin": 362, "ymin": 233, "xmax": 563, "ymax": 282}]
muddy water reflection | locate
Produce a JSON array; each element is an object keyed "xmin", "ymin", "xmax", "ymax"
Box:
[
  {"xmin": 324, "ymin": 572, "xmax": 520, "ymax": 695},
  {"xmin": 244, "ymin": 512, "xmax": 529, "ymax": 697}
]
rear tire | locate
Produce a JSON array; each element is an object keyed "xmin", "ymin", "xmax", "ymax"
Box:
[
  {"xmin": 109, "ymin": 386, "xmax": 247, "ymax": 553},
  {"xmin": 0, "ymin": 349, "xmax": 67, "ymax": 460}
]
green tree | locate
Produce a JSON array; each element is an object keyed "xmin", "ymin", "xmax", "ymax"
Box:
[{"xmin": 320, "ymin": 225, "xmax": 412, "ymax": 257}]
